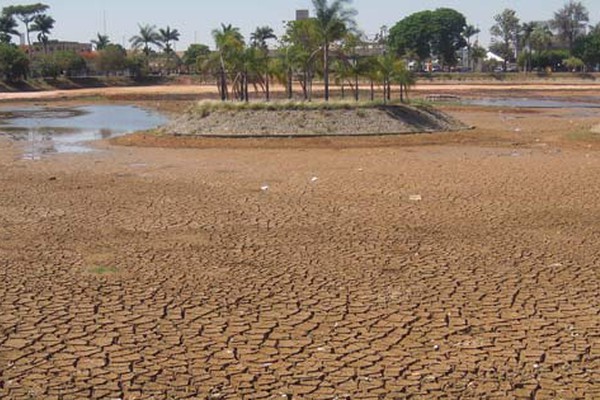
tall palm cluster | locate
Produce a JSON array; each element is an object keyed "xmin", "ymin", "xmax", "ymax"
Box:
[
  {"xmin": 128, "ymin": 23, "xmax": 181, "ymax": 73},
  {"xmin": 200, "ymin": 0, "xmax": 414, "ymax": 103},
  {"xmin": 0, "ymin": 4, "xmax": 54, "ymax": 53},
  {"xmin": 129, "ymin": 24, "xmax": 180, "ymax": 56}
]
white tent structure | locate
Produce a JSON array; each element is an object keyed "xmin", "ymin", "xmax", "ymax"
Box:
[{"xmin": 485, "ymin": 52, "xmax": 505, "ymax": 62}]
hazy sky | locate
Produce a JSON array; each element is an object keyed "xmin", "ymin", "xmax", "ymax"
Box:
[{"xmin": 2, "ymin": 0, "xmax": 599, "ymax": 50}]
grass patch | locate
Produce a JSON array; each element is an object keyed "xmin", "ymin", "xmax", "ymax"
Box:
[
  {"xmin": 192, "ymin": 99, "xmax": 409, "ymax": 117},
  {"xmin": 90, "ymin": 265, "xmax": 118, "ymax": 275},
  {"xmin": 566, "ymin": 129, "xmax": 600, "ymax": 141}
]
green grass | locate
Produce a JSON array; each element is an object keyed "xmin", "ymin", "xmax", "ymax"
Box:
[
  {"xmin": 89, "ymin": 265, "xmax": 118, "ymax": 275},
  {"xmin": 566, "ymin": 129, "xmax": 600, "ymax": 141},
  {"xmin": 192, "ymin": 99, "xmax": 413, "ymax": 117}
]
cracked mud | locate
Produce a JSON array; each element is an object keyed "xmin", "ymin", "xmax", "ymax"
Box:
[{"xmin": 1, "ymin": 106, "xmax": 600, "ymax": 399}]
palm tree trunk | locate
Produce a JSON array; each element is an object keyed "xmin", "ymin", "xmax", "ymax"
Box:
[
  {"xmin": 245, "ymin": 69, "xmax": 249, "ymax": 102},
  {"xmin": 265, "ymin": 73, "xmax": 270, "ymax": 101},
  {"xmin": 302, "ymin": 71, "xmax": 308, "ymax": 100},
  {"xmin": 323, "ymin": 43, "xmax": 329, "ymax": 101},
  {"xmin": 387, "ymin": 79, "xmax": 391, "ymax": 101},
  {"xmin": 341, "ymin": 83, "xmax": 345, "ymax": 99},
  {"xmin": 308, "ymin": 72, "xmax": 313, "ymax": 102},
  {"xmin": 370, "ymin": 79, "xmax": 374, "ymax": 101},
  {"xmin": 354, "ymin": 74, "xmax": 359, "ymax": 102},
  {"xmin": 287, "ymin": 67, "xmax": 293, "ymax": 99}
]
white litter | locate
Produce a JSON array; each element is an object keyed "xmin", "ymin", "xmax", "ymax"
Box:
[
  {"xmin": 311, "ymin": 176, "xmax": 318, "ymax": 183},
  {"xmin": 409, "ymin": 194, "xmax": 422, "ymax": 202},
  {"xmin": 260, "ymin": 185, "xmax": 269, "ymax": 191}
]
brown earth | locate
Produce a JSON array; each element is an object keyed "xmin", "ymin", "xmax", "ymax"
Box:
[{"xmin": 1, "ymin": 86, "xmax": 600, "ymax": 399}]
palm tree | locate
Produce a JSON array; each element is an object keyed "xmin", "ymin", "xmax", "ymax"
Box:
[
  {"xmin": 550, "ymin": 0, "xmax": 589, "ymax": 52},
  {"xmin": 520, "ymin": 22, "xmax": 536, "ymax": 72},
  {"xmin": 530, "ymin": 25, "xmax": 554, "ymax": 53},
  {"xmin": 312, "ymin": 0, "xmax": 357, "ymax": 101},
  {"xmin": 273, "ymin": 46, "xmax": 295, "ymax": 99},
  {"xmin": 31, "ymin": 14, "xmax": 55, "ymax": 54},
  {"xmin": 129, "ymin": 24, "xmax": 161, "ymax": 57},
  {"xmin": 212, "ymin": 24, "xmax": 245, "ymax": 101},
  {"xmin": 0, "ymin": 13, "xmax": 19, "ymax": 44},
  {"xmin": 3, "ymin": 4, "xmax": 49, "ymax": 51},
  {"xmin": 92, "ymin": 33, "xmax": 110, "ymax": 51},
  {"xmin": 280, "ymin": 19, "xmax": 322, "ymax": 101},
  {"xmin": 463, "ymin": 25, "xmax": 480, "ymax": 70},
  {"xmin": 250, "ymin": 26, "xmax": 276, "ymax": 50},
  {"xmin": 250, "ymin": 26, "xmax": 277, "ymax": 101},
  {"xmin": 339, "ymin": 32, "xmax": 364, "ymax": 101},
  {"xmin": 377, "ymin": 53, "xmax": 412, "ymax": 103},
  {"xmin": 159, "ymin": 26, "xmax": 180, "ymax": 54}
]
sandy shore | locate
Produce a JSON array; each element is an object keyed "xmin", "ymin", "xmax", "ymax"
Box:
[
  {"xmin": 1, "ymin": 91, "xmax": 600, "ymax": 399},
  {"xmin": 1, "ymin": 81, "xmax": 600, "ymax": 102}
]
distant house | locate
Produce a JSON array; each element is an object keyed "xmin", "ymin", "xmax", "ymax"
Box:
[{"xmin": 27, "ymin": 40, "xmax": 93, "ymax": 56}]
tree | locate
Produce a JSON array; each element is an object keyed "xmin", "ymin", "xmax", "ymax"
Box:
[
  {"xmin": 0, "ymin": 13, "xmax": 19, "ymax": 44},
  {"xmin": 212, "ymin": 23, "xmax": 245, "ymax": 100},
  {"xmin": 550, "ymin": 0, "xmax": 589, "ymax": 52},
  {"xmin": 530, "ymin": 24, "xmax": 553, "ymax": 52},
  {"xmin": 490, "ymin": 9, "xmax": 520, "ymax": 69},
  {"xmin": 388, "ymin": 9, "xmax": 467, "ymax": 67},
  {"xmin": 129, "ymin": 24, "xmax": 161, "ymax": 57},
  {"xmin": 92, "ymin": 33, "xmax": 110, "ymax": 51},
  {"xmin": 30, "ymin": 13, "xmax": 54, "ymax": 54},
  {"xmin": 463, "ymin": 24, "xmax": 480, "ymax": 70},
  {"xmin": 429, "ymin": 8, "xmax": 466, "ymax": 67},
  {"xmin": 33, "ymin": 50, "xmax": 86, "ymax": 78},
  {"xmin": 573, "ymin": 31, "xmax": 600, "ymax": 69},
  {"xmin": 182, "ymin": 43, "xmax": 210, "ymax": 73},
  {"xmin": 0, "ymin": 43, "xmax": 28, "ymax": 80},
  {"xmin": 3, "ymin": 3, "xmax": 49, "ymax": 50},
  {"xmin": 520, "ymin": 22, "xmax": 537, "ymax": 72},
  {"xmin": 563, "ymin": 56, "xmax": 584, "ymax": 71},
  {"xmin": 250, "ymin": 26, "xmax": 276, "ymax": 50},
  {"xmin": 250, "ymin": 26, "xmax": 276, "ymax": 101},
  {"xmin": 471, "ymin": 45, "xmax": 487, "ymax": 72},
  {"xmin": 159, "ymin": 26, "xmax": 180, "ymax": 54},
  {"xmin": 311, "ymin": 0, "xmax": 357, "ymax": 101},
  {"xmin": 279, "ymin": 19, "xmax": 322, "ymax": 100},
  {"xmin": 376, "ymin": 52, "xmax": 412, "ymax": 103},
  {"xmin": 389, "ymin": 11, "xmax": 434, "ymax": 62},
  {"xmin": 95, "ymin": 44, "xmax": 128, "ymax": 75}
]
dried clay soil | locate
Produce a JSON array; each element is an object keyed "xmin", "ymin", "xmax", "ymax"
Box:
[{"xmin": 1, "ymin": 99, "xmax": 600, "ymax": 399}]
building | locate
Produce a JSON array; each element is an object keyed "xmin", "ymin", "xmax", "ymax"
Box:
[
  {"xmin": 296, "ymin": 9, "xmax": 309, "ymax": 21},
  {"xmin": 28, "ymin": 40, "xmax": 93, "ymax": 56}
]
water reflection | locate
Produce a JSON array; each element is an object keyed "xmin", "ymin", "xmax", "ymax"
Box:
[{"xmin": 0, "ymin": 105, "xmax": 167, "ymax": 159}]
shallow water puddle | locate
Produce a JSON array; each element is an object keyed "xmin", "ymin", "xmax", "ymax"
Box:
[
  {"xmin": 0, "ymin": 105, "xmax": 167, "ymax": 159},
  {"xmin": 463, "ymin": 97, "xmax": 600, "ymax": 109}
]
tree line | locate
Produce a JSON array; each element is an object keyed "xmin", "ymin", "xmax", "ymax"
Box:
[
  {"xmin": 488, "ymin": 1, "xmax": 599, "ymax": 72},
  {"xmin": 0, "ymin": 0, "xmax": 598, "ymax": 99}
]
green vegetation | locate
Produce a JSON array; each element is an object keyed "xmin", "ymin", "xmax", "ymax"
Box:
[
  {"xmin": 90, "ymin": 265, "xmax": 118, "ymax": 275},
  {"xmin": 0, "ymin": 0, "xmax": 598, "ymax": 89},
  {"xmin": 193, "ymin": 99, "xmax": 403, "ymax": 116},
  {"xmin": 490, "ymin": 9, "xmax": 520, "ymax": 69},
  {"xmin": 0, "ymin": 43, "xmax": 28, "ymax": 81},
  {"xmin": 388, "ymin": 8, "xmax": 467, "ymax": 67},
  {"xmin": 3, "ymin": 3, "xmax": 49, "ymax": 49}
]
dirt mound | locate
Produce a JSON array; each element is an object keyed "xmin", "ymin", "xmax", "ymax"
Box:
[{"xmin": 162, "ymin": 103, "xmax": 469, "ymax": 137}]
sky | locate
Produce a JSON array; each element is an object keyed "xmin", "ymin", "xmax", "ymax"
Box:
[{"xmin": 1, "ymin": 0, "xmax": 599, "ymax": 50}]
